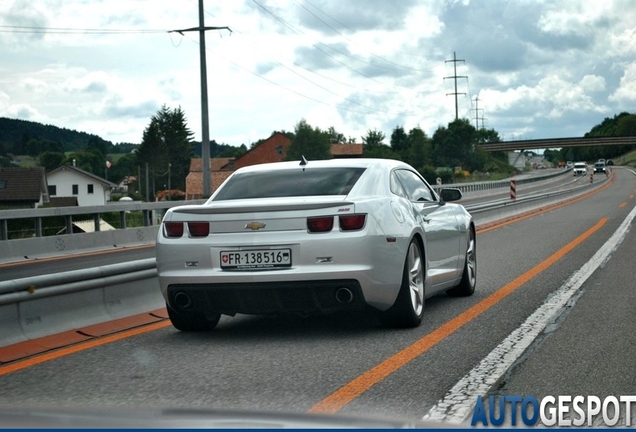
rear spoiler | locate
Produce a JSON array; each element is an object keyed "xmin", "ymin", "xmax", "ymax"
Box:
[{"xmin": 171, "ymin": 199, "xmax": 354, "ymax": 215}]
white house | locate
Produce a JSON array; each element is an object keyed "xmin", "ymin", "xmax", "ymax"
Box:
[{"xmin": 47, "ymin": 165, "xmax": 117, "ymax": 206}]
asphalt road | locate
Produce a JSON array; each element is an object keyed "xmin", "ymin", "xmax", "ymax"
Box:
[{"xmin": 0, "ymin": 167, "xmax": 634, "ymax": 426}]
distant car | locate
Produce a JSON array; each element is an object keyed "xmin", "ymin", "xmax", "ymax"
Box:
[
  {"xmin": 593, "ymin": 161, "xmax": 606, "ymax": 173},
  {"xmin": 606, "ymin": 159, "xmax": 614, "ymax": 166},
  {"xmin": 566, "ymin": 161, "xmax": 574, "ymax": 169},
  {"xmin": 598, "ymin": 158, "xmax": 606, "ymax": 165},
  {"xmin": 573, "ymin": 162, "xmax": 587, "ymax": 176},
  {"xmin": 156, "ymin": 158, "xmax": 476, "ymax": 331}
]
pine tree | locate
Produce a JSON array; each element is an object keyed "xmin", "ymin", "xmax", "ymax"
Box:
[{"xmin": 136, "ymin": 105, "xmax": 193, "ymax": 196}]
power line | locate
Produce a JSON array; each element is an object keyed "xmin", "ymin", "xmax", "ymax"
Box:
[
  {"xmin": 175, "ymin": 30, "xmax": 411, "ymax": 117},
  {"xmin": 444, "ymin": 51, "xmax": 467, "ymax": 120},
  {"xmin": 250, "ymin": 0, "xmax": 385, "ymax": 85},
  {"xmin": 0, "ymin": 25, "xmax": 167, "ymax": 34},
  {"xmin": 302, "ymin": 0, "xmax": 430, "ymax": 60},
  {"xmin": 295, "ymin": 1, "xmax": 425, "ymax": 73}
]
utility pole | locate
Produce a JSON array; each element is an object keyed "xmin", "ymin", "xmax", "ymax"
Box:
[
  {"xmin": 444, "ymin": 51, "xmax": 467, "ymax": 120},
  {"xmin": 472, "ymin": 96, "xmax": 485, "ymax": 129},
  {"xmin": 170, "ymin": 0, "xmax": 230, "ymax": 197}
]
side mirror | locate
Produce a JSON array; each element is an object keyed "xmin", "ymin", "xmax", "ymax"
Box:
[{"xmin": 439, "ymin": 188, "xmax": 462, "ymax": 203}]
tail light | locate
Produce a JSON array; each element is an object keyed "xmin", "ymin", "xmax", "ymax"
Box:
[
  {"xmin": 188, "ymin": 222, "xmax": 210, "ymax": 237},
  {"xmin": 339, "ymin": 214, "xmax": 366, "ymax": 231},
  {"xmin": 307, "ymin": 216, "xmax": 334, "ymax": 233},
  {"xmin": 164, "ymin": 222, "xmax": 184, "ymax": 238}
]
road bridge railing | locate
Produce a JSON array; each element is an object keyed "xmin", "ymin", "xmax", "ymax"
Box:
[{"xmin": 0, "ymin": 199, "xmax": 206, "ymax": 264}]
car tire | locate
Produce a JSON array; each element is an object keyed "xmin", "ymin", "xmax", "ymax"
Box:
[
  {"xmin": 447, "ymin": 226, "xmax": 476, "ymax": 297},
  {"xmin": 380, "ymin": 238, "xmax": 425, "ymax": 328},
  {"xmin": 166, "ymin": 303, "xmax": 221, "ymax": 332}
]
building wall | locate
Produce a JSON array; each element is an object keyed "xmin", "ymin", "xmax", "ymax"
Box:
[
  {"xmin": 234, "ymin": 133, "xmax": 290, "ymax": 169},
  {"xmin": 47, "ymin": 169, "xmax": 110, "ymax": 206}
]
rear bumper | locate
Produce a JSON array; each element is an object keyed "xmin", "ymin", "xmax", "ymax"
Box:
[{"xmin": 166, "ymin": 280, "xmax": 367, "ymax": 315}]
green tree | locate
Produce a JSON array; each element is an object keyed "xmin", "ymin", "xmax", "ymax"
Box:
[
  {"xmin": 362, "ymin": 128, "xmax": 399, "ymax": 159},
  {"xmin": 476, "ymin": 128, "xmax": 501, "ymax": 144},
  {"xmin": 616, "ymin": 113, "xmax": 636, "ymax": 136},
  {"xmin": 136, "ymin": 105, "xmax": 194, "ymax": 195},
  {"xmin": 285, "ymin": 119, "xmax": 332, "ymax": 161},
  {"xmin": 86, "ymin": 135, "xmax": 112, "ymax": 159},
  {"xmin": 390, "ymin": 126, "xmax": 409, "ymax": 160},
  {"xmin": 64, "ymin": 148, "xmax": 105, "ymax": 175},
  {"xmin": 108, "ymin": 153, "xmax": 137, "ymax": 185},
  {"xmin": 432, "ymin": 119, "xmax": 477, "ymax": 168},
  {"xmin": 218, "ymin": 144, "xmax": 247, "ymax": 158},
  {"xmin": 25, "ymin": 138, "xmax": 63, "ymax": 157},
  {"xmin": 543, "ymin": 148, "xmax": 561, "ymax": 164},
  {"xmin": 327, "ymin": 126, "xmax": 346, "ymax": 144},
  {"xmin": 362, "ymin": 129, "xmax": 386, "ymax": 148},
  {"xmin": 38, "ymin": 151, "xmax": 66, "ymax": 171},
  {"xmin": 406, "ymin": 126, "xmax": 431, "ymax": 169}
]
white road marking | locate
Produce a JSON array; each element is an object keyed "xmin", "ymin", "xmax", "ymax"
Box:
[{"xmin": 423, "ymin": 204, "xmax": 636, "ymax": 424}]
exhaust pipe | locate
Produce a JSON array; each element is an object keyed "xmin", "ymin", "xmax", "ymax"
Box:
[
  {"xmin": 174, "ymin": 292, "xmax": 192, "ymax": 309},
  {"xmin": 335, "ymin": 287, "xmax": 354, "ymax": 304}
]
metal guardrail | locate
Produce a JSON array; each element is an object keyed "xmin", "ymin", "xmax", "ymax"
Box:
[
  {"xmin": 0, "ymin": 258, "xmax": 156, "ymax": 306},
  {"xmin": 0, "ymin": 199, "xmax": 207, "ymax": 241},
  {"xmin": 465, "ymin": 179, "xmax": 593, "ymax": 213},
  {"xmin": 431, "ymin": 168, "xmax": 569, "ymax": 195}
]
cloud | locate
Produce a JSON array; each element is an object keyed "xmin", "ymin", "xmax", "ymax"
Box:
[
  {"xmin": 296, "ymin": 0, "xmax": 419, "ymax": 34},
  {"xmin": 4, "ymin": 103, "xmax": 42, "ymax": 121},
  {"xmin": 2, "ymin": 1, "xmax": 49, "ymax": 43},
  {"xmin": 100, "ymin": 96, "xmax": 159, "ymax": 119},
  {"xmin": 609, "ymin": 62, "xmax": 636, "ymax": 105},
  {"xmin": 62, "ymin": 72, "xmax": 110, "ymax": 93}
]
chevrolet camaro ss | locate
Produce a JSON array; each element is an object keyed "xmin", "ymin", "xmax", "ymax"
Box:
[{"xmin": 156, "ymin": 158, "xmax": 476, "ymax": 331}]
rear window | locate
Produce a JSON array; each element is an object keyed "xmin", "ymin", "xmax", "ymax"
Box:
[{"xmin": 212, "ymin": 167, "xmax": 366, "ymax": 201}]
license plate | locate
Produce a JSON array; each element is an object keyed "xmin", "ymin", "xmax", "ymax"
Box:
[{"xmin": 220, "ymin": 249, "xmax": 291, "ymax": 270}]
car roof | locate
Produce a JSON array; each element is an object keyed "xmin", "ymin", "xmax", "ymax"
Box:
[{"xmin": 231, "ymin": 158, "xmax": 412, "ymax": 174}]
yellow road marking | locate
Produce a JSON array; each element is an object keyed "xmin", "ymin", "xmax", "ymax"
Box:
[
  {"xmin": 0, "ymin": 321, "xmax": 172, "ymax": 377},
  {"xmin": 309, "ymin": 218, "xmax": 608, "ymax": 413}
]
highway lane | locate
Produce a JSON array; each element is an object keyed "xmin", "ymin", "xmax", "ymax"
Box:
[{"xmin": 0, "ymin": 168, "xmax": 633, "ymax": 425}]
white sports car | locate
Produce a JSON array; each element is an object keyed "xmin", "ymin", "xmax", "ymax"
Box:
[{"xmin": 156, "ymin": 158, "xmax": 476, "ymax": 331}]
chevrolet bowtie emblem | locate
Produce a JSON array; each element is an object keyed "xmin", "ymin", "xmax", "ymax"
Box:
[{"xmin": 245, "ymin": 222, "xmax": 266, "ymax": 230}]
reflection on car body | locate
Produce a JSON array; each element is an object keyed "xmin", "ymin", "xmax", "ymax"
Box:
[{"xmin": 156, "ymin": 158, "xmax": 476, "ymax": 331}]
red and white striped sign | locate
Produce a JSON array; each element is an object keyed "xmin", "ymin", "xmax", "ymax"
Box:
[{"xmin": 510, "ymin": 179, "xmax": 517, "ymax": 200}]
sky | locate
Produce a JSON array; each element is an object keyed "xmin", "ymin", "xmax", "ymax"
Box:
[{"xmin": 1, "ymin": 0, "xmax": 635, "ymax": 147}]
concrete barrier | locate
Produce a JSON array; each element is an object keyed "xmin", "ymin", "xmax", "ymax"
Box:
[
  {"xmin": 103, "ymin": 276, "xmax": 164, "ymax": 320},
  {"xmin": 0, "ymin": 227, "xmax": 159, "ymax": 265},
  {"xmin": 19, "ymin": 288, "xmax": 110, "ymax": 340},
  {"xmin": 0, "ymin": 259, "xmax": 160, "ymax": 348},
  {"xmin": 0, "ymin": 304, "xmax": 27, "ymax": 347}
]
